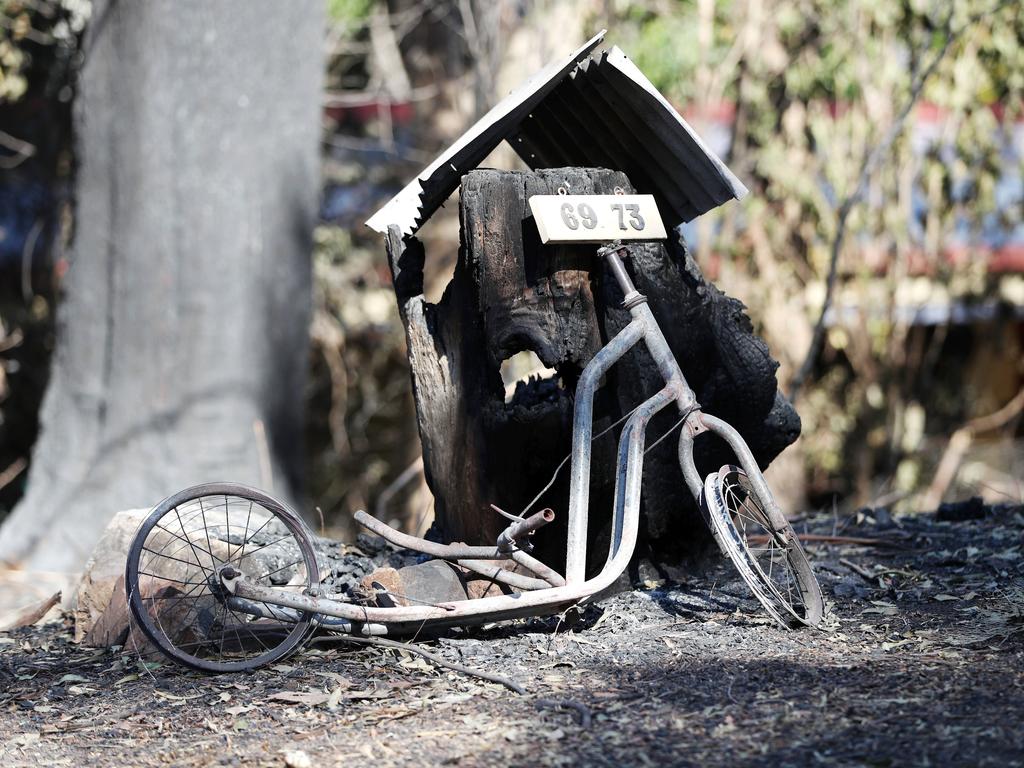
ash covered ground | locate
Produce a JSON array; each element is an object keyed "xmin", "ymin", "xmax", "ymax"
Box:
[{"xmin": 2, "ymin": 502, "xmax": 1022, "ymax": 767}]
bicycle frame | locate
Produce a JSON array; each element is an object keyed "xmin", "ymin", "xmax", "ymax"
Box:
[{"xmin": 221, "ymin": 245, "xmax": 788, "ymax": 635}]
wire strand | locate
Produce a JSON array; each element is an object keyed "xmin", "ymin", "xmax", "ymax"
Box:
[{"xmin": 510, "ymin": 401, "xmax": 700, "ymax": 520}]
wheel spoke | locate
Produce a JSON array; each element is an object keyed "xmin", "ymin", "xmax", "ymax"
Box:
[
  {"xmin": 198, "ymin": 497, "xmax": 220, "ymax": 571},
  {"xmin": 174, "ymin": 506, "xmax": 214, "ymax": 581},
  {"xmin": 136, "ymin": 569, "xmax": 210, "ymax": 588},
  {"xmin": 230, "ymin": 500, "xmax": 255, "ymax": 563},
  {"xmin": 142, "ymin": 546, "xmax": 211, "ymax": 573},
  {"xmin": 150, "ymin": 503, "xmax": 214, "ymax": 564},
  {"xmin": 139, "ymin": 592, "xmax": 210, "ymax": 604},
  {"xmin": 236, "ymin": 533, "xmax": 299, "ymax": 564},
  {"xmin": 153, "ymin": 522, "xmax": 216, "ymax": 561},
  {"xmin": 128, "ymin": 489, "xmax": 317, "ymax": 671},
  {"xmin": 256, "ymin": 559, "xmax": 306, "ymax": 583},
  {"xmin": 233, "ymin": 512, "xmax": 277, "ymax": 565}
]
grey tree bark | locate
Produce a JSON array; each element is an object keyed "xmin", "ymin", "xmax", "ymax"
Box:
[{"xmin": 0, "ymin": 0, "xmax": 324, "ymax": 571}]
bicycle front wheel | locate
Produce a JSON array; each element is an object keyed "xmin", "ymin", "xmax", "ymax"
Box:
[
  {"xmin": 702, "ymin": 465, "xmax": 824, "ymax": 628},
  {"xmin": 125, "ymin": 483, "xmax": 320, "ymax": 672}
]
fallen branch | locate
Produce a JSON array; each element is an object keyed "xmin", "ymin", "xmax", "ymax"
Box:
[
  {"xmin": 921, "ymin": 386, "xmax": 1024, "ymax": 511},
  {"xmin": 311, "ymin": 635, "xmax": 525, "ymax": 694},
  {"xmin": 1, "ymin": 590, "xmax": 61, "ymax": 631},
  {"xmin": 536, "ymin": 698, "xmax": 592, "ymax": 728},
  {"xmin": 749, "ymin": 533, "xmax": 905, "ymax": 548},
  {"xmin": 799, "ymin": 534, "xmax": 906, "ymax": 548},
  {"xmin": 839, "ymin": 557, "xmax": 878, "ymax": 582}
]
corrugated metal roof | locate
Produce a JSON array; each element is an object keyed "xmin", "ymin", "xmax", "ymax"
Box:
[{"xmin": 366, "ymin": 33, "xmax": 747, "ymax": 236}]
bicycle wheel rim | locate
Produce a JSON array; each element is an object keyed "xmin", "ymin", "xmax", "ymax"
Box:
[
  {"xmin": 125, "ymin": 482, "xmax": 320, "ymax": 673},
  {"xmin": 703, "ymin": 466, "xmax": 823, "ymax": 628}
]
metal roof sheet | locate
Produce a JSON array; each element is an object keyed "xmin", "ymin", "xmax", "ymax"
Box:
[{"xmin": 366, "ymin": 33, "xmax": 747, "ymax": 236}]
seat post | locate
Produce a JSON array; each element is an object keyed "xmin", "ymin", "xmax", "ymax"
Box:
[
  {"xmin": 599, "ymin": 242, "xmax": 697, "ymax": 409},
  {"xmin": 599, "ymin": 243, "xmax": 646, "ymax": 310}
]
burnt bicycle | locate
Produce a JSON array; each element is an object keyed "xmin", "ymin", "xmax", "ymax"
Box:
[{"xmin": 124, "ymin": 196, "xmax": 824, "ymax": 673}]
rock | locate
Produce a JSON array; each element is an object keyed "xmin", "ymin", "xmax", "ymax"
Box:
[
  {"xmin": 74, "ymin": 509, "xmax": 149, "ymax": 643},
  {"xmin": 832, "ymin": 577, "xmax": 869, "ymax": 599},
  {"xmin": 936, "ymin": 496, "xmax": 988, "ymax": 522},
  {"xmin": 463, "ymin": 573, "xmax": 507, "ymax": 600},
  {"xmin": 359, "ymin": 560, "xmax": 469, "ymax": 606},
  {"xmin": 82, "ymin": 575, "xmax": 130, "ymax": 647},
  {"xmin": 356, "ymin": 532, "xmax": 388, "ymax": 554}
]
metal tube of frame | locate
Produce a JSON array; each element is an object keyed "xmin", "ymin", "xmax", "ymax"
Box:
[
  {"xmin": 698, "ymin": 413, "xmax": 788, "ymax": 530},
  {"xmin": 455, "ymin": 559, "xmax": 553, "ymax": 590},
  {"xmin": 602, "ymin": 387, "xmax": 675, "ymax": 569},
  {"xmin": 497, "ymin": 508, "xmax": 555, "ymax": 553},
  {"xmin": 632, "ymin": 302, "xmax": 695, "ymax": 410},
  {"xmin": 354, "ymin": 510, "xmax": 504, "ymax": 560},
  {"xmin": 605, "ymin": 250, "xmax": 640, "ymax": 300},
  {"xmin": 565, "ymin": 317, "xmax": 646, "ymax": 584},
  {"xmin": 677, "ymin": 430, "xmax": 706, "ymax": 502},
  {"xmin": 604, "ymin": 386, "xmax": 676, "ymax": 569},
  {"xmin": 604, "ymin": 248, "xmax": 696, "ymax": 413},
  {"xmin": 511, "ymin": 550, "xmax": 566, "ymax": 587}
]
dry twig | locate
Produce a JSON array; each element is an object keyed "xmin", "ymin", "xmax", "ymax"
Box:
[{"xmin": 312, "ymin": 634, "xmax": 525, "ymax": 694}]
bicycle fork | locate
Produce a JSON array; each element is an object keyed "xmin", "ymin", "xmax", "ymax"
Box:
[{"xmin": 564, "ymin": 244, "xmax": 789, "ymax": 583}]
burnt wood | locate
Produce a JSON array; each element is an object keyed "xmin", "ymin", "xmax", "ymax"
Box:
[{"xmin": 386, "ymin": 168, "xmax": 799, "ymax": 573}]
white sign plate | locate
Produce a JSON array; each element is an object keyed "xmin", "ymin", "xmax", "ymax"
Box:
[{"xmin": 528, "ymin": 194, "xmax": 667, "ymax": 244}]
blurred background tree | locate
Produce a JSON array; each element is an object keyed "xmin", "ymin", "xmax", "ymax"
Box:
[
  {"xmin": 0, "ymin": 0, "xmax": 1021, "ymax": 568},
  {"xmin": 0, "ymin": 0, "xmax": 323, "ymax": 570}
]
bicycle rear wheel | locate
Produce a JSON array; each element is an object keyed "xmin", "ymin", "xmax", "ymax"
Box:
[
  {"xmin": 125, "ymin": 483, "xmax": 320, "ymax": 672},
  {"xmin": 702, "ymin": 465, "xmax": 823, "ymax": 628}
]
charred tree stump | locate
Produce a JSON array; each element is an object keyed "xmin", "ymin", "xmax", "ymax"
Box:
[{"xmin": 386, "ymin": 168, "xmax": 800, "ymax": 574}]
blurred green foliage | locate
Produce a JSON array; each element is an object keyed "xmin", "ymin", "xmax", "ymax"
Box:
[
  {"xmin": 308, "ymin": 224, "xmax": 418, "ymax": 532},
  {"xmin": 327, "ymin": 0, "xmax": 374, "ymax": 27},
  {"xmin": 0, "ymin": 0, "xmax": 88, "ymax": 105},
  {"xmin": 588, "ymin": 0, "xmax": 1024, "ymax": 505}
]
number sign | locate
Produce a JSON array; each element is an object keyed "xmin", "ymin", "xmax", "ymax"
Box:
[{"xmin": 528, "ymin": 194, "xmax": 667, "ymax": 244}]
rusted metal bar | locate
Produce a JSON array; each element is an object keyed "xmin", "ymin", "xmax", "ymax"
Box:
[
  {"xmin": 455, "ymin": 559, "xmax": 552, "ymax": 591},
  {"xmin": 497, "ymin": 508, "xmax": 555, "ymax": 553},
  {"xmin": 604, "ymin": 387, "xmax": 676, "ymax": 569},
  {"xmin": 355, "ymin": 508, "xmax": 566, "ymax": 589},
  {"xmin": 511, "ymin": 550, "xmax": 566, "ymax": 587},
  {"xmin": 565, "ymin": 317, "xmax": 645, "ymax": 584},
  {"xmin": 354, "ymin": 510, "xmax": 502, "ymax": 560}
]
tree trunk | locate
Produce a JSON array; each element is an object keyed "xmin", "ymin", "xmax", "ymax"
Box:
[
  {"xmin": 0, "ymin": 0, "xmax": 324, "ymax": 571},
  {"xmin": 387, "ymin": 168, "xmax": 800, "ymax": 576}
]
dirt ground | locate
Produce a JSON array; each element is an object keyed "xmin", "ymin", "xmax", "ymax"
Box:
[{"xmin": 2, "ymin": 503, "xmax": 1022, "ymax": 768}]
